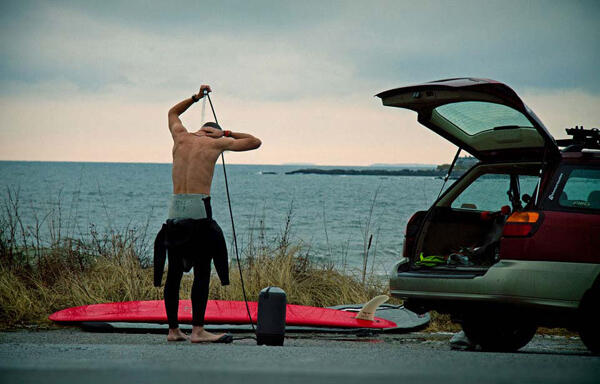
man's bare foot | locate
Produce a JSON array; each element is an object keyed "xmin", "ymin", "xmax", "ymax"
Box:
[
  {"xmin": 190, "ymin": 326, "xmax": 229, "ymax": 343},
  {"xmin": 167, "ymin": 328, "xmax": 189, "ymax": 341}
]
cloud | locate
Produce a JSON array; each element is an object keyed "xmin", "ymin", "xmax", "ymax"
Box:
[
  {"xmin": 1, "ymin": 2, "xmax": 361, "ymax": 101},
  {"xmin": 1, "ymin": 1, "xmax": 598, "ymax": 164},
  {"xmin": 2, "ymin": 1, "xmax": 599, "ymax": 102},
  {"xmin": 521, "ymin": 88, "xmax": 600, "ymax": 139}
]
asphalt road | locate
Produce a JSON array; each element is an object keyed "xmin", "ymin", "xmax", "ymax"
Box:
[{"xmin": 0, "ymin": 329, "xmax": 598, "ymax": 384}]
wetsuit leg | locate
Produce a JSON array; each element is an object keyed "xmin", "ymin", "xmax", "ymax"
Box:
[
  {"xmin": 191, "ymin": 255, "xmax": 212, "ymax": 327},
  {"xmin": 164, "ymin": 249, "xmax": 184, "ymax": 329}
]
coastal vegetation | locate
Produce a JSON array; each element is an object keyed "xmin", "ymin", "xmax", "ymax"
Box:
[
  {"xmin": 285, "ymin": 168, "xmax": 447, "ymax": 177},
  {"xmin": 435, "ymin": 155, "xmax": 478, "ymax": 172},
  {"xmin": 0, "ymin": 188, "xmax": 449, "ymax": 332},
  {"xmin": 286, "ymin": 156, "xmax": 478, "ymax": 177},
  {"xmin": 1, "ymin": 188, "xmax": 574, "ymax": 336}
]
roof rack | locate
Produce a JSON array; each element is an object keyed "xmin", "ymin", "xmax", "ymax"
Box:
[{"xmin": 556, "ymin": 126, "xmax": 600, "ymax": 152}]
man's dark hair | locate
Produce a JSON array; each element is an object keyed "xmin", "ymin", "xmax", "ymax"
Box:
[{"xmin": 202, "ymin": 122, "xmax": 222, "ymax": 130}]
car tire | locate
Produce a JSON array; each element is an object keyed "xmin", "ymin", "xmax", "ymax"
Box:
[
  {"xmin": 579, "ymin": 288, "xmax": 600, "ymax": 354},
  {"xmin": 461, "ymin": 312, "xmax": 537, "ymax": 352}
]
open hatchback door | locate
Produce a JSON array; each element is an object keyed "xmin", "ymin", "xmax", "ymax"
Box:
[{"xmin": 376, "ymin": 78, "xmax": 560, "ymax": 161}]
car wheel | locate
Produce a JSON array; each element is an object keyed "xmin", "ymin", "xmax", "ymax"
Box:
[
  {"xmin": 461, "ymin": 312, "xmax": 537, "ymax": 352},
  {"xmin": 579, "ymin": 288, "xmax": 600, "ymax": 354}
]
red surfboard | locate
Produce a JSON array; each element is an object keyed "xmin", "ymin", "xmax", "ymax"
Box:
[{"xmin": 49, "ymin": 300, "xmax": 397, "ymax": 329}]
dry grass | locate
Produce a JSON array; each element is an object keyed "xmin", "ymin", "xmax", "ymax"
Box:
[
  {"xmin": 0, "ymin": 189, "xmax": 575, "ymax": 336},
  {"xmin": 209, "ymin": 244, "xmax": 384, "ymax": 307},
  {"xmin": 0, "ymin": 189, "xmax": 389, "ymax": 328},
  {"xmin": 0, "ymin": 240, "xmax": 385, "ymax": 328},
  {"xmin": 424, "ymin": 312, "xmax": 462, "ymax": 333},
  {"xmin": 0, "ymin": 244, "xmax": 163, "ymax": 328}
]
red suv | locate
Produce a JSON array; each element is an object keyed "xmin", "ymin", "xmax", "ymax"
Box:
[{"xmin": 377, "ymin": 78, "xmax": 600, "ymax": 352}]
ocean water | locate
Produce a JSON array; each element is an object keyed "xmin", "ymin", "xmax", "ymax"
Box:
[{"xmin": 0, "ymin": 161, "xmax": 447, "ymax": 274}]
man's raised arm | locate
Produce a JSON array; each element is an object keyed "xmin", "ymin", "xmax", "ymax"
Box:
[
  {"xmin": 222, "ymin": 131, "xmax": 262, "ymax": 151},
  {"xmin": 168, "ymin": 85, "xmax": 212, "ymax": 137},
  {"xmin": 201, "ymin": 126, "xmax": 262, "ymax": 152}
]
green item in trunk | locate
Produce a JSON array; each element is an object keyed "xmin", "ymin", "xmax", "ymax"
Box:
[{"xmin": 415, "ymin": 253, "xmax": 447, "ymax": 267}]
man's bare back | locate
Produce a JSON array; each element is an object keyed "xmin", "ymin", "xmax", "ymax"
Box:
[
  {"xmin": 171, "ymin": 133, "xmax": 223, "ymax": 195},
  {"xmin": 168, "ymin": 85, "xmax": 261, "ymax": 195}
]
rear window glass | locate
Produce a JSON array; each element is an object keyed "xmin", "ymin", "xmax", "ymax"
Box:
[
  {"xmin": 451, "ymin": 174, "xmax": 537, "ymax": 211},
  {"xmin": 559, "ymin": 168, "xmax": 600, "ymax": 210},
  {"xmin": 434, "ymin": 101, "xmax": 534, "ymax": 135}
]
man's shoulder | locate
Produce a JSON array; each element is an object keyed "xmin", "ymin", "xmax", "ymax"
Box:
[
  {"xmin": 195, "ymin": 136, "xmax": 232, "ymax": 150},
  {"xmin": 175, "ymin": 133, "xmax": 211, "ymax": 144}
]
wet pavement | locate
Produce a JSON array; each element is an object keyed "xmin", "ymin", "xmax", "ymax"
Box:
[{"xmin": 0, "ymin": 329, "xmax": 598, "ymax": 383}]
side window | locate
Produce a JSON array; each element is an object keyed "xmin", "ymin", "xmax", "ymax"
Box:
[
  {"xmin": 559, "ymin": 168, "xmax": 600, "ymax": 210},
  {"xmin": 451, "ymin": 174, "xmax": 510, "ymax": 211}
]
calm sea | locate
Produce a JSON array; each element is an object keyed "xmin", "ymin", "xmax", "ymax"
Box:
[{"xmin": 0, "ymin": 161, "xmax": 448, "ymax": 275}]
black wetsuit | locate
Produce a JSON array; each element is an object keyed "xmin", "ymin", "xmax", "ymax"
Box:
[{"xmin": 154, "ymin": 197, "xmax": 229, "ymax": 328}]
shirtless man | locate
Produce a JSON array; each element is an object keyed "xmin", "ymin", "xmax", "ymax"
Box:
[{"xmin": 156, "ymin": 85, "xmax": 261, "ymax": 343}]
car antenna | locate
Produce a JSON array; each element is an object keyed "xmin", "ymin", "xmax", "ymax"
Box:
[
  {"xmin": 437, "ymin": 147, "xmax": 461, "ymax": 200},
  {"xmin": 204, "ymin": 89, "xmax": 256, "ymax": 333}
]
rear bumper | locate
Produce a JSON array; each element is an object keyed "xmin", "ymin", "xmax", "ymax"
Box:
[{"xmin": 390, "ymin": 260, "xmax": 600, "ymax": 310}]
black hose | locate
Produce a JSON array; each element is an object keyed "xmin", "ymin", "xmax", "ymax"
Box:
[{"xmin": 205, "ymin": 92, "xmax": 256, "ymax": 333}]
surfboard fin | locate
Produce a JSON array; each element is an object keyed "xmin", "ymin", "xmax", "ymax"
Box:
[{"xmin": 354, "ymin": 295, "xmax": 389, "ymax": 321}]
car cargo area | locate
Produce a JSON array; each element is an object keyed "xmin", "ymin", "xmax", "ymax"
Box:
[
  {"xmin": 417, "ymin": 207, "xmax": 505, "ymax": 267},
  {"xmin": 409, "ymin": 162, "xmax": 542, "ymax": 272}
]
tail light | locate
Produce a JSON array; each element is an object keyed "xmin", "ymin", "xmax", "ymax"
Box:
[{"xmin": 502, "ymin": 211, "xmax": 542, "ymax": 237}]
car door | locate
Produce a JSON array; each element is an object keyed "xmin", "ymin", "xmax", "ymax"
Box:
[
  {"xmin": 499, "ymin": 162, "xmax": 600, "ymax": 303},
  {"xmin": 520, "ymin": 164, "xmax": 600, "ymax": 263}
]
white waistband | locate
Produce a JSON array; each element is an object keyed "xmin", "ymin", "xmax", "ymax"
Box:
[{"xmin": 168, "ymin": 194, "xmax": 210, "ymax": 220}]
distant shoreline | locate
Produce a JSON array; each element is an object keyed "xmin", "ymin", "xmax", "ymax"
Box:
[
  {"xmin": 285, "ymin": 168, "xmax": 450, "ymax": 177},
  {"xmin": 0, "ymin": 160, "xmax": 440, "ymax": 168}
]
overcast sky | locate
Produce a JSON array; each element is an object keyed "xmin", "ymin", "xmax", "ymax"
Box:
[{"xmin": 1, "ymin": 0, "xmax": 598, "ymax": 165}]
